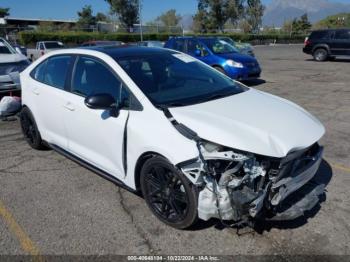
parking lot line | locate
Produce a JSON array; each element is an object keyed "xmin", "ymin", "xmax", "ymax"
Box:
[
  {"xmin": 0, "ymin": 199, "xmax": 43, "ymax": 261},
  {"xmin": 331, "ymin": 162, "xmax": 350, "ymax": 173}
]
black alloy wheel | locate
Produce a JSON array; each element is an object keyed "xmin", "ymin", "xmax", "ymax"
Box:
[
  {"xmin": 140, "ymin": 156, "xmax": 198, "ymax": 229},
  {"xmin": 20, "ymin": 107, "xmax": 44, "ymax": 150}
]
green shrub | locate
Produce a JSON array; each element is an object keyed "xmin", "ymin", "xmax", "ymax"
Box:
[{"xmin": 18, "ymin": 31, "xmax": 307, "ymax": 47}]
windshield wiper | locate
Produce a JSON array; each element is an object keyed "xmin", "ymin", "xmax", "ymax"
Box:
[
  {"xmin": 202, "ymin": 93, "xmax": 231, "ymax": 103},
  {"xmin": 158, "ymin": 102, "xmax": 187, "ymax": 108}
]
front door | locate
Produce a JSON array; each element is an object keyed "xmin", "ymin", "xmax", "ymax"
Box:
[
  {"xmin": 63, "ymin": 56, "xmax": 129, "ymax": 179},
  {"xmin": 331, "ymin": 30, "xmax": 350, "ymax": 55}
]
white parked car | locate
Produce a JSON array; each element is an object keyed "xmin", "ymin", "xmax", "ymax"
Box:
[
  {"xmin": 20, "ymin": 46, "xmax": 326, "ymax": 229},
  {"xmin": 27, "ymin": 41, "xmax": 65, "ymax": 61}
]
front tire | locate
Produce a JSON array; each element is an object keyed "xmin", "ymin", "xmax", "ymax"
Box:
[
  {"xmin": 20, "ymin": 107, "xmax": 45, "ymax": 150},
  {"xmin": 213, "ymin": 66, "xmax": 226, "ymax": 75},
  {"xmin": 140, "ymin": 156, "xmax": 198, "ymax": 229},
  {"xmin": 313, "ymin": 48, "xmax": 328, "ymax": 62}
]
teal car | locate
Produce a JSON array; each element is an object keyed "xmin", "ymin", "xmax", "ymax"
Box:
[{"xmin": 218, "ymin": 37, "xmax": 255, "ymax": 57}]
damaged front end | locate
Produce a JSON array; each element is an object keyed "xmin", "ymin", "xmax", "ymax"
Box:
[{"xmin": 178, "ymin": 140, "xmax": 325, "ymax": 226}]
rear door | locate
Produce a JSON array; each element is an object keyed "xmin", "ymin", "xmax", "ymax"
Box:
[
  {"xmin": 62, "ymin": 55, "xmax": 130, "ymax": 178},
  {"xmin": 331, "ymin": 30, "xmax": 350, "ymax": 55},
  {"xmin": 28, "ymin": 55, "xmax": 74, "ymax": 148}
]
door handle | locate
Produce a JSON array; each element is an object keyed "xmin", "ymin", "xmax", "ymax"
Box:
[
  {"xmin": 32, "ymin": 88, "xmax": 40, "ymax": 95},
  {"xmin": 63, "ymin": 102, "xmax": 75, "ymax": 111}
]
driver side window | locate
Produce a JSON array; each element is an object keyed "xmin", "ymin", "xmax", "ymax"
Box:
[
  {"xmin": 71, "ymin": 56, "xmax": 129, "ymax": 104},
  {"xmin": 187, "ymin": 40, "xmax": 208, "ymax": 56}
]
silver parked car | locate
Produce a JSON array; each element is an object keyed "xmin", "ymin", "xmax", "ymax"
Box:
[{"xmin": 0, "ymin": 38, "xmax": 30, "ymax": 94}]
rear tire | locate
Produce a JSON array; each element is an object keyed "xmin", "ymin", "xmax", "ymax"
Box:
[
  {"xmin": 20, "ymin": 107, "xmax": 45, "ymax": 150},
  {"xmin": 313, "ymin": 48, "xmax": 328, "ymax": 62},
  {"xmin": 140, "ymin": 156, "xmax": 198, "ymax": 229}
]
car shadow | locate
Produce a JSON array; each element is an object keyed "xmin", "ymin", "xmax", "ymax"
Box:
[
  {"xmin": 188, "ymin": 159, "xmax": 333, "ymax": 233},
  {"xmin": 305, "ymin": 58, "xmax": 350, "ymax": 63},
  {"xmin": 242, "ymin": 79, "xmax": 266, "ymax": 87},
  {"xmin": 329, "ymin": 58, "xmax": 350, "ymax": 63}
]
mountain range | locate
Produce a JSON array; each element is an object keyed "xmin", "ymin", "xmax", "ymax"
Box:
[{"xmin": 263, "ymin": 0, "xmax": 350, "ymax": 26}]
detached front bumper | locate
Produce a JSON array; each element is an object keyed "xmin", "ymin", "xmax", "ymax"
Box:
[
  {"xmin": 183, "ymin": 142, "xmax": 325, "ymax": 224},
  {"xmin": 266, "ymin": 146, "xmax": 324, "ymax": 220}
]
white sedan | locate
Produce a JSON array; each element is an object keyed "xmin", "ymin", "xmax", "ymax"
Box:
[{"xmin": 20, "ymin": 46, "xmax": 326, "ymax": 229}]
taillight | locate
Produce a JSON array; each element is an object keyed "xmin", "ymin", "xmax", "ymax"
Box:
[{"xmin": 304, "ymin": 37, "xmax": 311, "ymax": 46}]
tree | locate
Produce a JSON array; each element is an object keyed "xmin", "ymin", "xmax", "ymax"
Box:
[
  {"xmin": 105, "ymin": 0, "xmax": 139, "ymax": 31},
  {"xmin": 156, "ymin": 9, "xmax": 181, "ymax": 28},
  {"xmin": 193, "ymin": 0, "xmax": 246, "ymax": 33},
  {"xmin": 77, "ymin": 5, "xmax": 96, "ymax": 29},
  {"xmin": 291, "ymin": 13, "xmax": 312, "ymax": 33},
  {"xmin": 0, "ymin": 7, "xmax": 10, "ymax": 18},
  {"xmin": 37, "ymin": 21, "xmax": 56, "ymax": 31},
  {"xmin": 282, "ymin": 19, "xmax": 293, "ymax": 36},
  {"xmin": 96, "ymin": 12, "xmax": 108, "ymax": 22},
  {"xmin": 314, "ymin": 13, "xmax": 350, "ymax": 29},
  {"xmin": 238, "ymin": 18, "xmax": 251, "ymax": 33},
  {"xmin": 246, "ymin": 0, "xmax": 264, "ymax": 33},
  {"xmin": 300, "ymin": 13, "xmax": 312, "ymax": 31},
  {"xmin": 226, "ymin": 0, "xmax": 244, "ymax": 26},
  {"xmin": 193, "ymin": 0, "xmax": 211, "ymax": 33}
]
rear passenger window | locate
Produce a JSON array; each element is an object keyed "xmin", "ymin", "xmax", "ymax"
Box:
[
  {"xmin": 335, "ymin": 30, "xmax": 350, "ymax": 40},
  {"xmin": 310, "ymin": 31, "xmax": 331, "ymax": 40},
  {"xmin": 30, "ymin": 60, "xmax": 47, "ymax": 82},
  {"xmin": 173, "ymin": 40, "xmax": 186, "ymax": 52},
  {"xmin": 30, "ymin": 55, "xmax": 72, "ymax": 90},
  {"xmin": 43, "ymin": 56, "xmax": 72, "ymax": 89}
]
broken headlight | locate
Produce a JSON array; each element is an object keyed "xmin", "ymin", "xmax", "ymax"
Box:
[{"xmin": 179, "ymin": 141, "xmax": 271, "ymax": 222}]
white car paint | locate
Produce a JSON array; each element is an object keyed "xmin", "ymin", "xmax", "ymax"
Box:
[
  {"xmin": 20, "ymin": 48, "xmax": 326, "ymax": 188},
  {"xmin": 21, "ymin": 49, "xmax": 199, "ymax": 189},
  {"xmin": 170, "ymin": 88, "xmax": 325, "ymax": 158},
  {"xmin": 20, "ymin": 47, "xmax": 326, "ymax": 225}
]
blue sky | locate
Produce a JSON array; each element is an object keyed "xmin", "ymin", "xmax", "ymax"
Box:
[{"xmin": 1, "ymin": 0, "xmax": 349, "ymax": 22}]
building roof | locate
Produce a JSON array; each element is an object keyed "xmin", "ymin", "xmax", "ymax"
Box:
[{"xmin": 5, "ymin": 17, "xmax": 76, "ymax": 24}]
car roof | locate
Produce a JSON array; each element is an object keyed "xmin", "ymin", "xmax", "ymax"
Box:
[
  {"xmin": 85, "ymin": 40, "xmax": 121, "ymax": 44},
  {"xmin": 170, "ymin": 36, "xmax": 220, "ymax": 41},
  {"xmin": 80, "ymin": 45, "xmax": 174, "ymax": 58}
]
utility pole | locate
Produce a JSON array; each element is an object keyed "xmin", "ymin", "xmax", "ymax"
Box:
[{"xmin": 139, "ymin": 0, "xmax": 143, "ymax": 41}]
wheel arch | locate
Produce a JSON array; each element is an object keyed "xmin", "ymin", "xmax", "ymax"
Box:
[
  {"xmin": 212, "ymin": 64, "xmax": 225, "ymax": 70},
  {"xmin": 312, "ymin": 44, "xmax": 330, "ymax": 54},
  {"xmin": 134, "ymin": 151, "xmax": 168, "ymax": 192}
]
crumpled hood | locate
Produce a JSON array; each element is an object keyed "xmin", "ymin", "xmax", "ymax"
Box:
[
  {"xmin": 169, "ymin": 89, "xmax": 325, "ymax": 158},
  {"xmin": 0, "ymin": 53, "xmax": 27, "ymax": 63}
]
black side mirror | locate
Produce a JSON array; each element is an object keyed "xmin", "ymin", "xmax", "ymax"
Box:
[
  {"xmin": 85, "ymin": 94, "xmax": 120, "ymax": 117},
  {"xmin": 194, "ymin": 49, "xmax": 201, "ymax": 57}
]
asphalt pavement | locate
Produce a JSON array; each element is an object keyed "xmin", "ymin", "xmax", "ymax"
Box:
[{"xmin": 0, "ymin": 44, "xmax": 349, "ymax": 258}]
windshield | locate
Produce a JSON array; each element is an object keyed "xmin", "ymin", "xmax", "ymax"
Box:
[
  {"xmin": 201, "ymin": 38, "xmax": 238, "ymax": 54},
  {"xmin": 45, "ymin": 42, "xmax": 64, "ymax": 49},
  {"xmin": 147, "ymin": 41, "xmax": 164, "ymax": 48},
  {"xmin": 115, "ymin": 51, "xmax": 246, "ymax": 107},
  {"xmin": 0, "ymin": 39, "xmax": 17, "ymax": 54}
]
